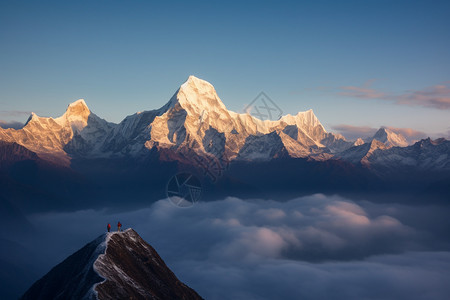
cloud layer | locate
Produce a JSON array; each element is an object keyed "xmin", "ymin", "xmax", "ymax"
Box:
[
  {"xmin": 0, "ymin": 120, "xmax": 24, "ymax": 129},
  {"xmin": 16, "ymin": 194, "xmax": 450, "ymax": 300},
  {"xmin": 339, "ymin": 81, "xmax": 450, "ymax": 110}
]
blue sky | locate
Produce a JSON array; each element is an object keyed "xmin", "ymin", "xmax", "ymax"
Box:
[{"xmin": 1, "ymin": 0, "xmax": 449, "ymax": 139}]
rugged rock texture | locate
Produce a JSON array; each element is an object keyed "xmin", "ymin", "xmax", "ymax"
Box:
[
  {"xmin": 94, "ymin": 229, "xmax": 202, "ymax": 300},
  {"xmin": 2, "ymin": 75, "xmax": 444, "ymax": 170},
  {"xmin": 0, "ymin": 141, "xmax": 39, "ymax": 167},
  {"xmin": 1, "ymin": 76, "xmax": 449, "ymax": 207},
  {"xmin": 0, "ymin": 76, "xmax": 349, "ymax": 164},
  {"xmin": 367, "ymin": 127, "xmax": 409, "ymax": 148},
  {"xmin": 364, "ymin": 137, "xmax": 450, "ymax": 173},
  {"xmin": 0, "ymin": 100, "xmax": 114, "ymax": 165},
  {"xmin": 337, "ymin": 140, "xmax": 388, "ymax": 166},
  {"xmin": 21, "ymin": 229, "xmax": 203, "ymax": 300}
]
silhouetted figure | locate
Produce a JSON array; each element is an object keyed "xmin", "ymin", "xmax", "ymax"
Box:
[
  {"xmin": 107, "ymin": 223, "xmax": 111, "ymax": 232},
  {"xmin": 117, "ymin": 221, "xmax": 122, "ymax": 232}
]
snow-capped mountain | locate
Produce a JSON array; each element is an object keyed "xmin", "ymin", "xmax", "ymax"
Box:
[
  {"xmin": 0, "ymin": 75, "xmax": 448, "ymax": 212},
  {"xmin": 367, "ymin": 127, "xmax": 409, "ymax": 148},
  {"xmin": 336, "ymin": 137, "xmax": 450, "ymax": 173},
  {"xmin": 144, "ymin": 75, "xmax": 340, "ymax": 161},
  {"xmin": 363, "ymin": 137, "xmax": 450, "ymax": 172},
  {"xmin": 0, "ymin": 99, "xmax": 114, "ymax": 165},
  {"xmin": 0, "ymin": 76, "xmax": 448, "ymax": 175},
  {"xmin": 21, "ymin": 229, "xmax": 202, "ymax": 300},
  {"xmin": 0, "ymin": 76, "xmax": 354, "ymax": 164},
  {"xmin": 337, "ymin": 139, "xmax": 388, "ymax": 165}
]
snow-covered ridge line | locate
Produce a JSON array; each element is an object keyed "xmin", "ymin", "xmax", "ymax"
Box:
[
  {"xmin": 90, "ymin": 229, "xmax": 132, "ymax": 299},
  {"xmin": 0, "ymin": 75, "xmax": 422, "ymax": 165},
  {"xmin": 22, "ymin": 228, "xmax": 203, "ymax": 299},
  {"xmin": 88, "ymin": 235, "xmax": 108, "ymax": 299}
]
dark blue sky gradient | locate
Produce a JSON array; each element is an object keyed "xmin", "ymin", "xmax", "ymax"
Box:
[{"xmin": 1, "ymin": 0, "xmax": 449, "ymax": 136}]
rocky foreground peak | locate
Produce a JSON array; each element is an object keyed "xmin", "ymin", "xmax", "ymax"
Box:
[{"xmin": 21, "ymin": 229, "xmax": 203, "ymax": 300}]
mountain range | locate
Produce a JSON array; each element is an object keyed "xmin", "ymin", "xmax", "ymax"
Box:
[{"xmin": 0, "ymin": 76, "xmax": 449, "ymax": 212}]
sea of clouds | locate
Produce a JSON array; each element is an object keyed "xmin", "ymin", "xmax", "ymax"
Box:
[{"xmin": 9, "ymin": 194, "xmax": 450, "ymax": 299}]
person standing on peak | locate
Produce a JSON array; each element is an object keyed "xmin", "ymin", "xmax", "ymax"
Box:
[
  {"xmin": 107, "ymin": 223, "xmax": 111, "ymax": 232},
  {"xmin": 117, "ymin": 221, "xmax": 122, "ymax": 232}
]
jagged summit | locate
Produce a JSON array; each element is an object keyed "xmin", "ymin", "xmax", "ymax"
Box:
[
  {"xmin": 67, "ymin": 98, "xmax": 88, "ymax": 108},
  {"xmin": 182, "ymin": 75, "xmax": 214, "ymax": 90},
  {"xmin": 24, "ymin": 99, "xmax": 90, "ymax": 126},
  {"xmin": 53, "ymin": 99, "xmax": 92, "ymax": 130},
  {"xmin": 368, "ymin": 139, "xmax": 387, "ymax": 151},
  {"xmin": 0, "ymin": 76, "xmax": 359, "ymax": 162},
  {"xmin": 66, "ymin": 99, "xmax": 90, "ymax": 116},
  {"xmin": 24, "ymin": 112, "xmax": 39, "ymax": 126},
  {"xmin": 414, "ymin": 137, "xmax": 447, "ymax": 147},
  {"xmin": 336, "ymin": 138, "xmax": 387, "ymax": 165},
  {"xmin": 1, "ymin": 76, "xmax": 425, "ymax": 167},
  {"xmin": 170, "ymin": 75, "xmax": 228, "ymax": 115},
  {"xmin": 279, "ymin": 109, "xmax": 324, "ymax": 130},
  {"xmin": 23, "ymin": 99, "xmax": 89, "ymax": 133},
  {"xmin": 353, "ymin": 137, "xmax": 365, "ymax": 147},
  {"xmin": 370, "ymin": 127, "xmax": 408, "ymax": 148},
  {"xmin": 21, "ymin": 228, "xmax": 203, "ymax": 300},
  {"xmin": 0, "ymin": 98, "xmax": 113, "ymax": 165}
]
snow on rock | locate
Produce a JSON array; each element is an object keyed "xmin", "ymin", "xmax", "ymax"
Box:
[
  {"xmin": 368, "ymin": 127, "xmax": 409, "ymax": 148},
  {"xmin": 92, "ymin": 229, "xmax": 202, "ymax": 299},
  {"xmin": 336, "ymin": 139, "xmax": 387, "ymax": 166},
  {"xmin": 236, "ymin": 131, "xmax": 289, "ymax": 161},
  {"xmin": 146, "ymin": 75, "xmax": 332, "ymax": 161},
  {"xmin": 319, "ymin": 132, "xmax": 355, "ymax": 153},
  {"xmin": 334, "ymin": 136, "xmax": 450, "ymax": 172},
  {"xmin": 354, "ymin": 138, "xmax": 365, "ymax": 146},
  {"xmin": 365, "ymin": 138, "xmax": 450, "ymax": 172},
  {"xmin": 0, "ymin": 99, "xmax": 115, "ymax": 164},
  {"xmin": 21, "ymin": 229, "xmax": 203, "ymax": 300},
  {"xmin": 176, "ymin": 75, "xmax": 229, "ymax": 116},
  {"xmin": 1, "ymin": 76, "xmax": 444, "ymax": 169},
  {"xmin": 0, "ymin": 76, "xmax": 336, "ymax": 163}
]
